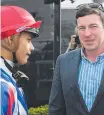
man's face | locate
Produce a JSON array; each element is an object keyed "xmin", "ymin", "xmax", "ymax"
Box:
[
  {"xmin": 77, "ymin": 14, "xmax": 104, "ymax": 52},
  {"xmin": 16, "ymin": 32, "xmax": 34, "ymax": 65}
]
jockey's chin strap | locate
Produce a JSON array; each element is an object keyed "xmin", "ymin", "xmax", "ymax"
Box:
[
  {"xmin": 1, "ymin": 56, "xmax": 29, "ymax": 87},
  {"xmin": 12, "ymin": 52, "xmax": 18, "ymax": 63}
]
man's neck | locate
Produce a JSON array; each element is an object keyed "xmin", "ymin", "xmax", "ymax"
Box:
[
  {"xmin": 1, "ymin": 47, "xmax": 13, "ymax": 61},
  {"xmin": 84, "ymin": 47, "xmax": 104, "ymax": 62}
]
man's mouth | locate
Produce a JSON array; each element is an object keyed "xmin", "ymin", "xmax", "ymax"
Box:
[
  {"xmin": 84, "ymin": 39, "xmax": 95, "ymax": 44},
  {"xmin": 85, "ymin": 39, "xmax": 95, "ymax": 42},
  {"xmin": 26, "ymin": 54, "xmax": 30, "ymax": 57}
]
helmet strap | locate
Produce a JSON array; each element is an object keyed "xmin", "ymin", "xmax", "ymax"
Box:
[{"xmin": 12, "ymin": 52, "xmax": 18, "ymax": 63}]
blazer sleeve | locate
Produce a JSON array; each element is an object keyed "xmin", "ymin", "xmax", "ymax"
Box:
[{"xmin": 48, "ymin": 56, "xmax": 66, "ymax": 115}]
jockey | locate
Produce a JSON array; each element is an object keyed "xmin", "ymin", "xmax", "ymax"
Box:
[{"xmin": 1, "ymin": 5, "xmax": 42, "ymax": 115}]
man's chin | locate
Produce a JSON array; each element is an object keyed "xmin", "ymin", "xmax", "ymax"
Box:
[
  {"xmin": 85, "ymin": 47, "xmax": 98, "ymax": 52},
  {"xmin": 18, "ymin": 60, "xmax": 28, "ymax": 65}
]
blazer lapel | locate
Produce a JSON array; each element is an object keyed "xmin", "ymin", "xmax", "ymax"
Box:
[
  {"xmin": 69, "ymin": 49, "xmax": 89, "ymax": 113},
  {"xmin": 91, "ymin": 72, "xmax": 104, "ymax": 110},
  {"xmin": 76, "ymin": 84, "xmax": 89, "ymax": 112}
]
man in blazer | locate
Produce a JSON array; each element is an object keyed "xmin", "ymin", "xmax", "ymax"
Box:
[{"xmin": 49, "ymin": 3, "xmax": 104, "ymax": 115}]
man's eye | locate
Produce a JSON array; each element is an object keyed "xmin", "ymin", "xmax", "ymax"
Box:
[
  {"xmin": 90, "ymin": 25, "xmax": 98, "ymax": 28},
  {"xmin": 27, "ymin": 39, "xmax": 31, "ymax": 42},
  {"xmin": 78, "ymin": 27, "xmax": 85, "ymax": 30}
]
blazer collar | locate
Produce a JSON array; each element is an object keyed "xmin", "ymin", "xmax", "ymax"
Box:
[
  {"xmin": 69, "ymin": 49, "xmax": 90, "ymax": 113},
  {"xmin": 70, "ymin": 49, "xmax": 104, "ymax": 112},
  {"xmin": 91, "ymin": 71, "xmax": 104, "ymax": 111}
]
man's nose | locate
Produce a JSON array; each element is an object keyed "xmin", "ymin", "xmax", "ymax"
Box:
[
  {"xmin": 84, "ymin": 27, "xmax": 91, "ymax": 37},
  {"xmin": 31, "ymin": 43, "xmax": 34, "ymax": 51}
]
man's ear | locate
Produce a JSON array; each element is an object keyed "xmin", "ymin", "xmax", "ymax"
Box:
[
  {"xmin": 5, "ymin": 35, "xmax": 16, "ymax": 52},
  {"xmin": 8, "ymin": 36, "xmax": 14, "ymax": 45},
  {"xmin": 1, "ymin": 38, "xmax": 13, "ymax": 52}
]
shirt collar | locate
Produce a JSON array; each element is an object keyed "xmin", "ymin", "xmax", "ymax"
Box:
[
  {"xmin": 81, "ymin": 48, "xmax": 104, "ymax": 63},
  {"xmin": 5, "ymin": 59, "xmax": 14, "ymax": 67}
]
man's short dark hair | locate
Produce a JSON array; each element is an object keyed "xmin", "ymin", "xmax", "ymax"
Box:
[{"xmin": 76, "ymin": 3, "xmax": 104, "ymax": 26}]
